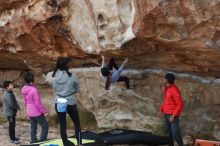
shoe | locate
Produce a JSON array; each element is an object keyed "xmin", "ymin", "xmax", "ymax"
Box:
[
  {"xmin": 64, "ymin": 140, "xmax": 75, "ymax": 146},
  {"xmin": 11, "ymin": 140, "xmax": 20, "ymax": 144},
  {"xmin": 15, "ymin": 137, "xmax": 20, "ymax": 141},
  {"xmin": 30, "ymin": 141, "xmax": 38, "ymax": 144},
  {"xmin": 10, "ymin": 138, "xmax": 20, "ymax": 143},
  {"xmin": 126, "ymin": 86, "xmax": 134, "ymax": 90}
]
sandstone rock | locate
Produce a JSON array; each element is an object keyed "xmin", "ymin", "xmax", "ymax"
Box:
[
  {"xmin": 1, "ymin": 0, "xmax": 220, "ymax": 143},
  {"xmin": 0, "ymin": 0, "xmax": 219, "ymax": 76},
  {"xmin": 0, "ymin": 70, "xmax": 22, "ymax": 83},
  {"xmin": 1, "ymin": 67, "xmax": 220, "ymax": 140},
  {"xmin": 46, "ymin": 68, "xmax": 220, "ymax": 140}
]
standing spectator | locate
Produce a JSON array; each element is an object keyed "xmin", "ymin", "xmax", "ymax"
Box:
[
  {"xmin": 2, "ymin": 80, "xmax": 20, "ymax": 144},
  {"xmin": 158, "ymin": 73, "xmax": 184, "ymax": 146},
  {"xmin": 21, "ymin": 72, "xmax": 48, "ymax": 143},
  {"xmin": 50, "ymin": 57, "xmax": 82, "ymax": 146}
]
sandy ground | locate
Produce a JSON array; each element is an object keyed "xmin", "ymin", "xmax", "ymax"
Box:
[{"xmin": 0, "ymin": 121, "xmax": 74, "ymax": 146}]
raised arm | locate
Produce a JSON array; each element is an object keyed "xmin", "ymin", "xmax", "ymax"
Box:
[
  {"xmin": 111, "ymin": 58, "xmax": 128, "ymax": 82},
  {"xmin": 118, "ymin": 58, "xmax": 128, "ymax": 72},
  {"xmin": 121, "ymin": 58, "xmax": 128, "ymax": 66},
  {"xmin": 101, "ymin": 55, "xmax": 105, "ymax": 68}
]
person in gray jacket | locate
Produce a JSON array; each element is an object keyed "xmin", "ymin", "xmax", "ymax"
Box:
[
  {"xmin": 2, "ymin": 80, "xmax": 20, "ymax": 144},
  {"xmin": 50, "ymin": 57, "xmax": 82, "ymax": 146}
]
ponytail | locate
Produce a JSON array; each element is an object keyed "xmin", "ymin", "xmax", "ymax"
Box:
[
  {"xmin": 65, "ymin": 69, "xmax": 72, "ymax": 77},
  {"xmin": 52, "ymin": 67, "xmax": 58, "ymax": 77}
]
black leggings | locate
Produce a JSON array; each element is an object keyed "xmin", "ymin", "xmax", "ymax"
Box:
[
  {"xmin": 55, "ymin": 104, "xmax": 82, "ymax": 145},
  {"xmin": 117, "ymin": 76, "xmax": 130, "ymax": 88}
]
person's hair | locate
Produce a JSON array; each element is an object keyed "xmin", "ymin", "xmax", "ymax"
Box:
[
  {"xmin": 24, "ymin": 72, "xmax": 34, "ymax": 83},
  {"xmin": 101, "ymin": 67, "xmax": 110, "ymax": 77},
  {"xmin": 3, "ymin": 80, "xmax": 12, "ymax": 89},
  {"xmin": 165, "ymin": 73, "xmax": 175, "ymax": 84},
  {"xmin": 52, "ymin": 57, "xmax": 72, "ymax": 77}
]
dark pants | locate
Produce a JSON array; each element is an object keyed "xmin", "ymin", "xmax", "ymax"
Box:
[
  {"xmin": 164, "ymin": 114, "xmax": 184, "ymax": 146},
  {"xmin": 55, "ymin": 104, "xmax": 82, "ymax": 145},
  {"xmin": 7, "ymin": 116, "xmax": 16, "ymax": 141},
  {"xmin": 117, "ymin": 76, "xmax": 130, "ymax": 88},
  {"xmin": 29, "ymin": 114, "xmax": 48, "ymax": 143}
]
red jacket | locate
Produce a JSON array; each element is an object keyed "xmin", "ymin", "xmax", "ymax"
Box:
[{"xmin": 160, "ymin": 83, "xmax": 183, "ymax": 116}]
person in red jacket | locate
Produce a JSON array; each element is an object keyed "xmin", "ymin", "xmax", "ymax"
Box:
[{"xmin": 158, "ymin": 73, "xmax": 184, "ymax": 146}]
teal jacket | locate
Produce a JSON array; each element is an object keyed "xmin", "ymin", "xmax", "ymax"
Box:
[{"xmin": 51, "ymin": 70, "xmax": 80, "ymax": 105}]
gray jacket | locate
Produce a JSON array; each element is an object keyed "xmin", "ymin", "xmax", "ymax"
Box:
[
  {"xmin": 3, "ymin": 90, "xmax": 20, "ymax": 117},
  {"xmin": 51, "ymin": 70, "xmax": 80, "ymax": 105}
]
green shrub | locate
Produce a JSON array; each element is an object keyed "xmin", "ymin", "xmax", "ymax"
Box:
[{"xmin": 144, "ymin": 123, "xmax": 165, "ymax": 136}]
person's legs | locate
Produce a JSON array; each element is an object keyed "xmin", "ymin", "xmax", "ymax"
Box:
[
  {"xmin": 35, "ymin": 114, "xmax": 48, "ymax": 142},
  {"xmin": 117, "ymin": 76, "xmax": 130, "ymax": 88},
  {"xmin": 105, "ymin": 77, "xmax": 111, "ymax": 90},
  {"xmin": 30, "ymin": 117, "xmax": 38, "ymax": 143},
  {"xmin": 171, "ymin": 117, "xmax": 184, "ymax": 146},
  {"xmin": 7, "ymin": 116, "xmax": 16, "ymax": 141},
  {"xmin": 67, "ymin": 104, "xmax": 82, "ymax": 145},
  {"xmin": 55, "ymin": 104, "xmax": 68, "ymax": 144},
  {"xmin": 164, "ymin": 114, "xmax": 174, "ymax": 146},
  {"xmin": 107, "ymin": 58, "xmax": 119, "ymax": 70}
]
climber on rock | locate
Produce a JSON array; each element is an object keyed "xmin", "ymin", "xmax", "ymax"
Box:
[{"xmin": 100, "ymin": 55, "xmax": 131, "ymax": 90}]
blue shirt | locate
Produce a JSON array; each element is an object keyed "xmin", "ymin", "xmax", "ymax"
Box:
[{"xmin": 101, "ymin": 65, "xmax": 125, "ymax": 83}]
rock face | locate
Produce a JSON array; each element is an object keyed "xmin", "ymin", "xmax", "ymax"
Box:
[
  {"xmin": 0, "ymin": 68, "xmax": 220, "ymax": 141},
  {"xmin": 0, "ymin": 0, "xmax": 219, "ymax": 75},
  {"xmin": 0, "ymin": 0, "xmax": 220, "ymax": 142},
  {"xmin": 73, "ymin": 68, "xmax": 220, "ymax": 140}
]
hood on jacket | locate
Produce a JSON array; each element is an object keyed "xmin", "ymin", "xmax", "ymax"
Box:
[
  {"xmin": 53, "ymin": 70, "xmax": 69, "ymax": 84},
  {"xmin": 22, "ymin": 84, "xmax": 35, "ymax": 96}
]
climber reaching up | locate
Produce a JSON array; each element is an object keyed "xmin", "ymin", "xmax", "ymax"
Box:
[{"xmin": 100, "ymin": 55, "xmax": 131, "ymax": 90}]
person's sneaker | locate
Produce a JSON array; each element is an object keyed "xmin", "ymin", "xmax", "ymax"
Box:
[
  {"xmin": 11, "ymin": 140, "xmax": 20, "ymax": 144},
  {"xmin": 15, "ymin": 137, "xmax": 20, "ymax": 141},
  {"xmin": 64, "ymin": 140, "xmax": 75, "ymax": 146},
  {"xmin": 126, "ymin": 86, "xmax": 134, "ymax": 90}
]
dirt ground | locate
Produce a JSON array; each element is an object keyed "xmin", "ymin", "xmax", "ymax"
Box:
[{"xmin": 0, "ymin": 120, "xmax": 73, "ymax": 146}]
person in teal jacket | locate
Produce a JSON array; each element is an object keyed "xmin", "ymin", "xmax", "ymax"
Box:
[{"xmin": 50, "ymin": 57, "xmax": 82, "ymax": 146}]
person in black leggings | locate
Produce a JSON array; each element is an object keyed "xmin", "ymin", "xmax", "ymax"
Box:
[
  {"xmin": 51, "ymin": 57, "xmax": 82, "ymax": 146},
  {"xmin": 55, "ymin": 104, "xmax": 81, "ymax": 146}
]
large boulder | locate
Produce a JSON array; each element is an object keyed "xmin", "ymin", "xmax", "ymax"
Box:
[{"xmin": 0, "ymin": 0, "xmax": 219, "ymax": 76}]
